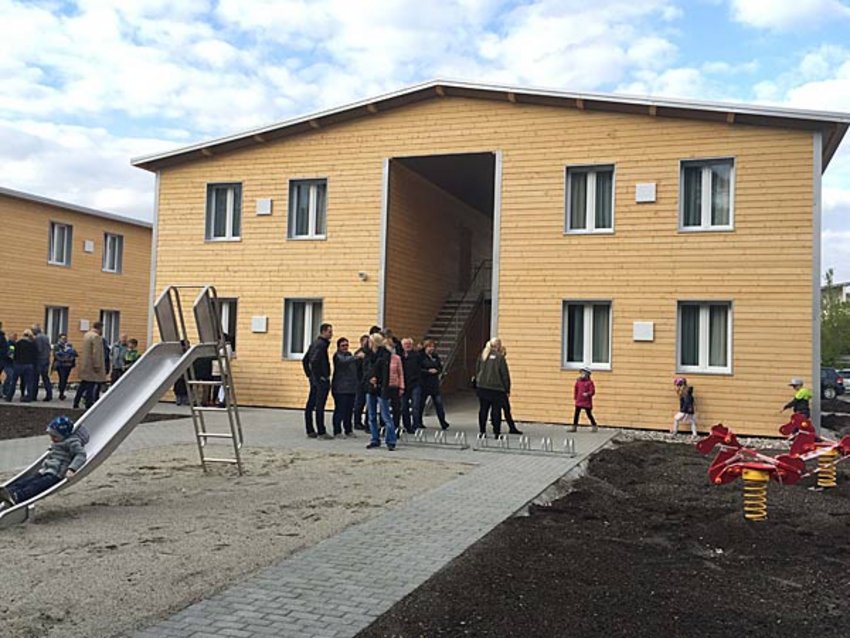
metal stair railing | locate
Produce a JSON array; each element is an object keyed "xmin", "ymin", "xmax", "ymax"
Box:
[
  {"xmin": 430, "ymin": 259, "xmax": 492, "ymax": 380},
  {"xmin": 154, "ymin": 285, "xmax": 244, "ymax": 475}
]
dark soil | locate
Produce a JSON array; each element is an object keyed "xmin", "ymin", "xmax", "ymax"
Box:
[
  {"xmin": 359, "ymin": 440, "xmax": 850, "ymax": 638},
  {"xmin": 0, "ymin": 404, "xmax": 186, "ymax": 441}
]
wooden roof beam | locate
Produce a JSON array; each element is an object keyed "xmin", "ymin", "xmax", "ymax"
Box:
[
  {"xmin": 253, "ymin": 134, "xmax": 266, "ymax": 143},
  {"xmin": 367, "ymin": 103, "xmax": 378, "ymax": 114},
  {"xmin": 726, "ymin": 112, "xmax": 736, "ymax": 124},
  {"xmin": 575, "ymin": 98, "xmax": 585, "ymax": 110},
  {"xmin": 648, "ymin": 105, "xmax": 657, "ymax": 117},
  {"xmin": 201, "ymin": 148, "xmax": 213, "ymax": 157},
  {"xmin": 435, "ymin": 85, "xmax": 446, "ymax": 97},
  {"xmin": 507, "ymin": 92, "xmax": 517, "ymax": 103},
  {"xmin": 309, "ymin": 119, "xmax": 321, "ymax": 129}
]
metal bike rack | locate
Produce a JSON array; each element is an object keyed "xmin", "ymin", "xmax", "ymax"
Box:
[
  {"xmin": 397, "ymin": 428, "xmax": 470, "ymax": 450},
  {"xmin": 473, "ymin": 433, "xmax": 577, "ymax": 458}
]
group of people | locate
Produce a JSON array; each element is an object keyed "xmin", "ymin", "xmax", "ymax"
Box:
[
  {"xmin": 0, "ymin": 322, "xmax": 141, "ymax": 410},
  {"xmin": 302, "ymin": 324, "xmax": 453, "ymax": 450}
]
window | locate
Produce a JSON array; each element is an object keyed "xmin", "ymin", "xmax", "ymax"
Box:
[
  {"xmin": 205, "ymin": 183, "xmax": 242, "ymax": 240},
  {"xmin": 562, "ymin": 301, "xmax": 611, "ymax": 369},
  {"xmin": 680, "ymin": 159, "xmax": 734, "ymax": 230},
  {"xmin": 284, "ymin": 299, "xmax": 323, "ymax": 359},
  {"xmin": 100, "ymin": 310, "xmax": 120, "ymax": 346},
  {"xmin": 44, "ymin": 306, "xmax": 68, "ymax": 344},
  {"xmin": 48, "ymin": 221, "xmax": 73, "ymax": 266},
  {"xmin": 288, "ymin": 179, "xmax": 327, "ymax": 239},
  {"xmin": 102, "ymin": 233, "xmax": 124, "ymax": 273},
  {"xmin": 216, "ymin": 298, "xmax": 238, "ymax": 352},
  {"xmin": 566, "ymin": 165, "xmax": 614, "ymax": 233},
  {"xmin": 678, "ymin": 302, "xmax": 732, "ymax": 373}
]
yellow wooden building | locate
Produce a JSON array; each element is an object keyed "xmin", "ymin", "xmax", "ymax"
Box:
[
  {"xmin": 0, "ymin": 186, "xmax": 152, "ymax": 357},
  {"xmin": 133, "ymin": 80, "xmax": 850, "ymax": 435}
]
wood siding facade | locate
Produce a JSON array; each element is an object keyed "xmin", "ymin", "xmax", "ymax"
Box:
[
  {"xmin": 0, "ymin": 192, "xmax": 152, "ymax": 371},
  {"xmin": 152, "ymin": 96, "xmax": 817, "ymax": 435}
]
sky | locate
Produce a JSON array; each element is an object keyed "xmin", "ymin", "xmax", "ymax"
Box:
[{"xmin": 2, "ymin": 0, "xmax": 850, "ymax": 280}]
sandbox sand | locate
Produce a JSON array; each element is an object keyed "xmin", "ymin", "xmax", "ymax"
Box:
[{"xmin": 0, "ymin": 444, "xmax": 468, "ymax": 638}]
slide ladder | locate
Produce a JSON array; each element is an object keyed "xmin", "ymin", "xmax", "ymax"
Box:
[{"xmin": 155, "ymin": 286, "xmax": 244, "ymax": 475}]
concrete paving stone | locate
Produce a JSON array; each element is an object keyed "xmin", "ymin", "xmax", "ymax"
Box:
[
  {"xmin": 241, "ymin": 624, "xmax": 285, "ymax": 636},
  {"xmin": 216, "ymin": 629, "xmax": 254, "ymax": 638}
]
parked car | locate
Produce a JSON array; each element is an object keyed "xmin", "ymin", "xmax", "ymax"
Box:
[{"xmin": 821, "ymin": 367, "xmax": 846, "ymax": 400}]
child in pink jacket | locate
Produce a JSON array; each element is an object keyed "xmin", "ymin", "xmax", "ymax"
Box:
[{"xmin": 571, "ymin": 367, "xmax": 598, "ymax": 432}]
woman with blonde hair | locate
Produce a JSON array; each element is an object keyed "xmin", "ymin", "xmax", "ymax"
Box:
[
  {"xmin": 363, "ymin": 333, "xmax": 397, "ymax": 450},
  {"xmin": 475, "ymin": 338, "xmax": 511, "ymax": 437}
]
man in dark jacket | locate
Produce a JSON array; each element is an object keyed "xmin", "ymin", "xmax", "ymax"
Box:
[
  {"xmin": 32, "ymin": 324, "xmax": 53, "ymax": 401},
  {"xmin": 400, "ymin": 337, "xmax": 423, "ymax": 432},
  {"xmin": 353, "ymin": 334, "xmax": 370, "ymax": 430},
  {"xmin": 302, "ymin": 323, "xmax": 333, "ymax": 439},
  {"xmin": 0, "ymin": 326, "xmax": 8, "ymax": 397},
  {"xmin": 8, "ymin": 330, "xmax": 38, "ymax": 402}
]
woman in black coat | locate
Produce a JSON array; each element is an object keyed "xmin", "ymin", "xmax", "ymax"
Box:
[{"xmin": 418, "ymin": 340, "xmax": 450, "ymax": 430}]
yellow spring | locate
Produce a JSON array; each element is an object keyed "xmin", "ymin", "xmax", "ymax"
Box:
[
  {"xmin": 741, "ymin": 468, "xmax": 770, "ymax": 521},
  {"xmin": 818, "ymin": 449, "xmax": 839, "ymax": 489}
]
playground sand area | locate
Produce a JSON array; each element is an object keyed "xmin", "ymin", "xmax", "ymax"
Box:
[
  {"xmin": 0, "ymin": 443, "xmax": 468, "ymax": 638},
  {"xmin": 360, "ymin": 439, "xmax": 850, "ymax": 638}
]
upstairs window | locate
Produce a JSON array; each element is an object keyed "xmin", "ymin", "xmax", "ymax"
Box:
[
  {"xmin": 103, "ymin": 233, "xmax": 124, "ymax": 273},
  {"xmin": 205, "ymin": 183, "xmax": 242, "ymax": 240},
  {"xmin": 678, "ymin": 302, "xmax": 732, "ymax": 373},
  {"xmin": 48, "ymin": 221, "xmax": 73, "ymax": 266},
  {"xmin": 566, "ymin": 165, "xmax": 614, "ymax": 233},
  {"xmin": 562, "ymin": 301, "xmax": 611, "ymax": 370},
  {"xmin": 680, "ymin": 159, "xmax": 734, "ymax": 230},
  {"xmin": 288, "ymin": 179, "xmax": 327, "ymax": 239}
]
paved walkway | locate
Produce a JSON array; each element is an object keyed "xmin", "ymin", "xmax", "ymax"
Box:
[{"xmin": 1, "ymin": 395, "xmax": 614, "ymax": 638}]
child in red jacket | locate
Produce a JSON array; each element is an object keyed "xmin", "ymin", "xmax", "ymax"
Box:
[{"xmin": 571, "ymin": 367, "xmax": 598, "ymax": 432}]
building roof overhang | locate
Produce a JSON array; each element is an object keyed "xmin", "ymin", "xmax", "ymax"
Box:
[
  {"xmin": 0, "ymin": 186, "xmax": 152, "ymax": 229},
  {"xmin": 132, "ymin": 79, "xmax": 850, "ymax": 173}
]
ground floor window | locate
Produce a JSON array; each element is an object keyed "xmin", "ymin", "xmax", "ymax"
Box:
[
  {"xmin": 100, "ymin": 309, "xmax": 120, "ymax": 346},
  {"xmin": 283, "ymin": 299, "xmax": 323, "ymax": 359},
  {"xmin": 44, "ymin": 306, "xmax": 68, "ymax": 344},
  {"xmin": 678, "ymin": 302, "xmax": 731, "ymax": 373},
  {"xmin": 216, "ymin": 298, "xmax": 238, "ymax": 352},
  {"xmin": 562, "ymin": 301, "xmax": 611, "ymax": 369}
]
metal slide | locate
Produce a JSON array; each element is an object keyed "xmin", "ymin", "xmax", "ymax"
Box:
[{"xmin": 0, "ymin": 341, "xmax": 217, "ymax": 528}]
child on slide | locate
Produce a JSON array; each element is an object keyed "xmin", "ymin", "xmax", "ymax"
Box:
[{"xmin": 0, "ymin": 416, "xmax": 87, "ymax": 509}]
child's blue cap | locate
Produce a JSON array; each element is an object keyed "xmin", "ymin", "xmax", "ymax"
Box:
[{"xmin": 46, "ymin": 415, "xmax": 74, "ymax": 439}]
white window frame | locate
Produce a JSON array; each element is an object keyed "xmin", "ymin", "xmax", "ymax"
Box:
[
  {"xmin": 283, "ymin": 299, "xmax": 323, "ymax": 359},
  {"xmin": 99, "ymin": 309, "xmax": 120, "ymax": 346},
  {"xmin": 288, "ymin": 179, "xmax": 328, "ymax": 239},
  {"xmin": 679, "ymin": 158, "xmax": 735, "ymax": 231},
  {"xmin": 217, "ymin": 298, "xmax": 238, "ymax": 353},
  {"xmin": 564, "ymin": 164, "xmax": 615, "ymax": 234},
  {"xmin": 44, "ymin": 306, "xmax": 69, "ymax": 344},
  {"xmin": 561, "ymin": 301, "xmax": 612, "ymax": 370},
  {"xmin": 102, "ymin": 232, "xmax": 124, "ymax": 273},
  {"xmin": 48, "ymin": 221, "xmax": 73, "ymax": 266},
  {"xmin": 205, "ymin": 183, "xmax": 242, "ymax": 241},
  {"xmin": 677, "ymin": 301, "xmax": 733, "ymax": 374}
]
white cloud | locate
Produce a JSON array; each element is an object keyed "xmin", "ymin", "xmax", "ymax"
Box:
[
  {"xmin": 730, "ymin": 0, "xmax": 850, "ymax": 31},
  {"xmin": 823, "ymin": 230, "xmax": 850, "ymax": 281}
]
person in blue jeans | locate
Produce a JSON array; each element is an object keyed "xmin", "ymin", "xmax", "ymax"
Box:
[
  {"xmin": 6, "ymin": 330, "xmax": 37, "ymax": 402},
  {"xmin": 364, "ymin": 333, "xmax": 397, "ymax": 451},
  {"xmin": 0, "ymin": 416, "xmax": 87, "ymax": 509},
  {"xmin": 0, "ymin": 328, "xmax": 14, "ymax": 399},
  {"xmin": 52, "ymin": 334, "xmax": 77, "ymax": 401}
]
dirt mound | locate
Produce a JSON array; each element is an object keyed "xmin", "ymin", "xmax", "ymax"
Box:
[{"xmin": 360, "ymin": 440, "xmax": 850, "ymax": 638}]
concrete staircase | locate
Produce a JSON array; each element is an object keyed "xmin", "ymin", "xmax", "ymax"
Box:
[{"xmin": 424, "ymin": 294, "xmax": 480, "ymax": 363}]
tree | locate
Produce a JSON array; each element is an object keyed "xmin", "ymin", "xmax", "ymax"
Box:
[{"xmin": 821, "ymin": 269, "xmax": 850, "ymax": 366}]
